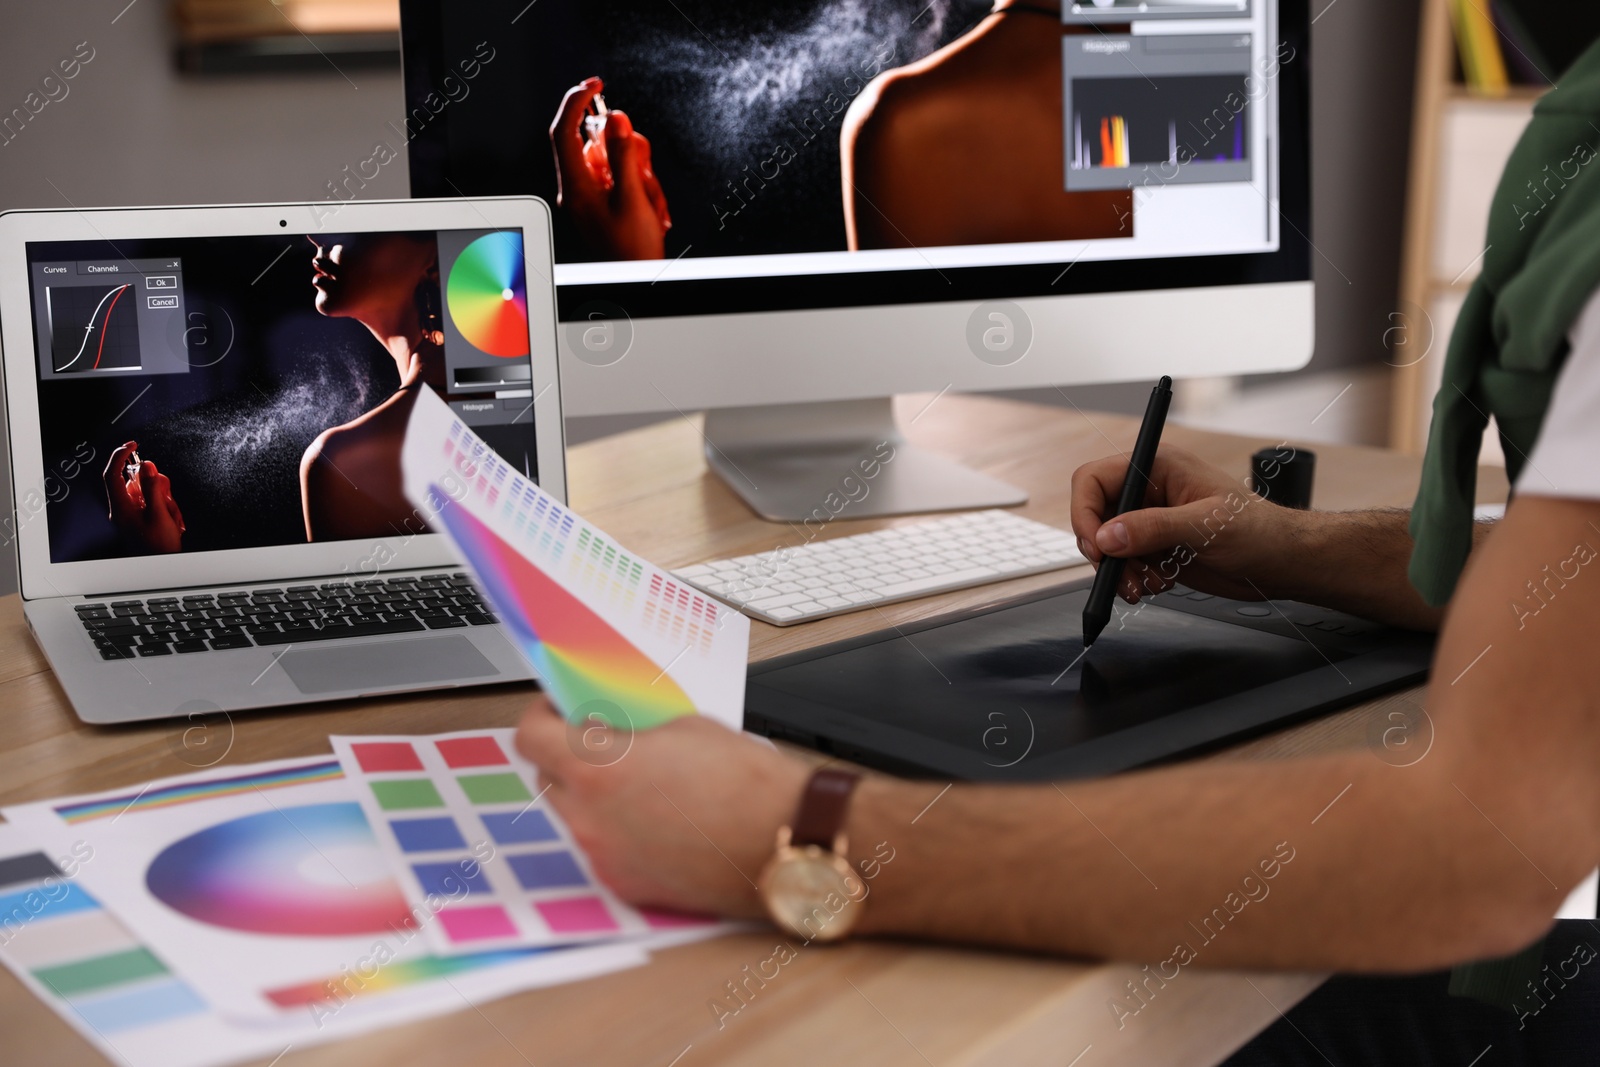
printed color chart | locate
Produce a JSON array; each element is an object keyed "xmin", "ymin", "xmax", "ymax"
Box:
[
  {"xmin": 0, "ymin": 823, "xmax": 639, "ymax": 1067},
  {"xmin": 332, "ymin": 729, "xmax": 712, "ymax": 955},
  {"xmin": 399, "ymin": 387, "xmax": 749, "ymax": 732},
  {"xmin": 0, "ymin": 833, "xmax": 216, "ymax": 1067},
  {"xmin": 2, "ymin": 758, "xmax": 642, "ymax": 1024}
]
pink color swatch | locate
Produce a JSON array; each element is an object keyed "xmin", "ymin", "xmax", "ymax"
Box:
[
  {"xmin": 438, "ymin": 905, "xmax": 518, "ymax": 943},
  {"xmin": 535, "ymin": 896, "xmax": 618, "ymax": 934},
  {"xmin": 435, "ymin": 736, "xmax": 511, "ymax": 769},
  {"xmin": 350, "ymin": 742, "xmax": 424, "ymax": 773}
]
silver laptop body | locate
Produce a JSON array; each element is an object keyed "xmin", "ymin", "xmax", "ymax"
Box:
[{"xmin": 1, "ymin": 199, "xmax": 564, "ymax": 723}]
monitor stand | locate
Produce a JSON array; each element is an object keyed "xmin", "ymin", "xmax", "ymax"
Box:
[{"xmin": 702, "ymin": 397, "xmax": 1027, "ymax": 523}]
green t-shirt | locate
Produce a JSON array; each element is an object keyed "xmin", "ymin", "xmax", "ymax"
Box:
[{"xmin": 1407, "ymin": 39, "xmax": 1600, "ymax": 1010}]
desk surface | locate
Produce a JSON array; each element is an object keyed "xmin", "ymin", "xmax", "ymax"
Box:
[{"xmin": 0, "ymin": 393, "xmax": 1509, "ymax": 1067}]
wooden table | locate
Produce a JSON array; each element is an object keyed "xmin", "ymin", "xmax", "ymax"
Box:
[{"xmin": 0, "ymin": 393, "xmax": 1510, "ymax": 1067}]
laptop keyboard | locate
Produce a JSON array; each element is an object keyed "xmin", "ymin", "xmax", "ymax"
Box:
[{"xmin": 74, "ymin": 573, "xmax": 499, "ymax": 661}]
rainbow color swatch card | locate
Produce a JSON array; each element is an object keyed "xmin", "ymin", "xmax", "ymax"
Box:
[
  {"xmin": 331, "ymin": 728, "xmax": 721, "ymax": 955},
  {"xmin": 400, "ymin": 386, "xmax": 749, "ymax": 733},
  {"xmin": 1, "ymin": 758, "xmax": 643, "ymax": 1027}
]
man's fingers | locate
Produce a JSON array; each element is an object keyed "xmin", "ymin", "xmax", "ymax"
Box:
[
  {"xmin": 550, "ymin": 77, "xmax": 603, "ymax": 199},
  {"xmin": 515, "ymin": 696, "xmax": 574, "ymax": 786},
  {"xmin": 1069, "ymin": 460, "xmax": 1121, "ymax": 562},
  {"xmin": 1122, "ymin": 557, "xmax": 1177, "ymax": 601},
  {"xmin": 1094, "ymin": 498, "xmax": 1220, "ymax": 560}
]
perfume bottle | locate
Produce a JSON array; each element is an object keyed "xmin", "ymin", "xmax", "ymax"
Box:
[{"xmin": 581, "ymin": 92, "xmax": 614, "ymax": 190}]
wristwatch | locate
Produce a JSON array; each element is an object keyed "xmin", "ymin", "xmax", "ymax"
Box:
[{"xmin": 758, "ymin": 767, "xmax": 864, "ymax": 942}]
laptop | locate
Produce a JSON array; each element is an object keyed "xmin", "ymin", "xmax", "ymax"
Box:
[{"xmin": 0, "ymin": 198, "xmax": 564, "ymax": 724}]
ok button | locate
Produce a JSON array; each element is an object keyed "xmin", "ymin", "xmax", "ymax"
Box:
[{"xmin": 145, "ymin": 275, "xmax": 178, "ymax": 290}]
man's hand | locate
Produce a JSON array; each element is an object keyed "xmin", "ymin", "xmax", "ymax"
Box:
[
  {"xmin": 104, "ymin": 440, "xmax": 185, "ymax": 554},
  {"xmin": 1070, "ymin": 445, "xmax": 1303, "ymax": 603},
  {"xmin": 515, "ymin": 698, "xmax": 808, "ymax": 918},
  {"xmin": 1070, "ymin": 443, "xmax": 1459, "ymax": 630},
  {"xmin": 550, "ymin": 77, "xmax": 672, "ymax": 261}
]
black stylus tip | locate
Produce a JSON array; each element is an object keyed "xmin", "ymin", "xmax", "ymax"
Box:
[{"xmin": 1081, "ymin": 616, "xmax": 1105, "ymax": 648}]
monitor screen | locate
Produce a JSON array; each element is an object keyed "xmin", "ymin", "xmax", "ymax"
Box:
[
  {"xmin": 400, "ymin": 0, "xmax": 1306, "ymax": 319},
  {"xmin": 24, "ymin": 229, "xmax": 542, "ymax": 564}
]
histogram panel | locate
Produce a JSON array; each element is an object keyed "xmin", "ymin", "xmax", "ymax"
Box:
[{"xmin": 1070, "ymin": 75, "xmax": 1251, "ymax": 170}]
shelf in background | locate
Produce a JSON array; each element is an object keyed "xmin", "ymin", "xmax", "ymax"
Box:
[
  {"xmin": 172, "ymin": 0, "xmax": 399, "ymax": 75},
  {"xmin": 1446, "ymin": 83, "xmax": 1550, "ymax": 104}
]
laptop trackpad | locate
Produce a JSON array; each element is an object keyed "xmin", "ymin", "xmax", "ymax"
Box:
[{"xmin": 278, "ymin": 636, "xmax": 498, "ymax": 695}]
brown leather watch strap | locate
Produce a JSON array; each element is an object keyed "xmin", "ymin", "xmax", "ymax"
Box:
[{"xmin": 790, "ymin": 768, "xmax": 861, "ymax": 849}]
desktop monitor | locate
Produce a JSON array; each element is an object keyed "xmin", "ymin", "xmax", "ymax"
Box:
[{"xmin": 398, "ymin": 0, "xmax": 1311, "ymax": 520}]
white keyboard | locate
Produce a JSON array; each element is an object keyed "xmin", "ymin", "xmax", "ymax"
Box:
[{"xmin": 673, "ymin": 510, "xmax": 1088, "ymax": 626}]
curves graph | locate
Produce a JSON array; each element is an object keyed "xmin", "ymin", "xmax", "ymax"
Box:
[
  {"xmin": 446, "ymin": 232, "xmax": 529, "ymax": 358},
  {"xmin": 431, "ymin": 486, "xmax": 696, "ymax": 729},
  {"xmin": 50, "ymin": 283, "xmax": 141, "ymax": 373}
]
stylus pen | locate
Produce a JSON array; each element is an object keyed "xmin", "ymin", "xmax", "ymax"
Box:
[{"xmin": 1082, "ymin": 375, "xmax": 1173, "ymax": 648}]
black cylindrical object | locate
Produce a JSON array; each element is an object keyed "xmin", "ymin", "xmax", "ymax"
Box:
[{"xmin": 1251, "ymin": 446, "xmax": 1316, "ymax": 509}]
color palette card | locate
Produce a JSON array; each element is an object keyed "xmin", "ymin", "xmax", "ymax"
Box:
[
  {"xmin": 0, "ymin": 822, "xmax": 641, "ymax": 1067},
  {"xmin": 2, "ymin": 758, "xmax": 644, "ymax": 1025},
  {"xmin": 0, "ymin": 822, "xmax": 254, "ymax": 1067},
  {"xmin": 331, "ymin": 729, "xmax": 719, "ymax": 955},
  {"xmin": 401, "ymin": 387, "xmax": 750, "ymax": 732}
]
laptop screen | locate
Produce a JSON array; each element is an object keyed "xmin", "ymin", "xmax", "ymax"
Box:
[{"xmin": 23, "ymin": 229, "xmax": 540, "ymax": 565}]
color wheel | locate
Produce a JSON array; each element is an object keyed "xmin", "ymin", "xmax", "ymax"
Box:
[
  {"xmin": 146, "ymin": 802, "xmax": 416, "ymax": 936},
  {"xmin": 432, "ymin": 488, "xmax": 696, "ymax": 728},
  {"xmin": 446, "ymin": 232, "xmax": 529, "ymax": 358}
]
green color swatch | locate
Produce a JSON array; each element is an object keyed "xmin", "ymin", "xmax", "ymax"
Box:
[
  {"xmin": 33, "ymin": 947, "xmax": 166, "ymax": 996},
  {"xmin": 457, "ymin": 773, "xmax": 532, "ymax": 804},
  {"xmin": 371, "ymin": 778, "xmax": 446, "ymax": 811}
]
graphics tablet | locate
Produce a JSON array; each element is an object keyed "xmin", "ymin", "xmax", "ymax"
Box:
[{"xmin": 744, "ymin": 580, "xmax": 1433, "ymax": 781}]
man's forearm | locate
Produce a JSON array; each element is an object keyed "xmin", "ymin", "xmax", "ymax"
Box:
[
  {"xmin": 843, "ymin": 499, "xmax": 1600, "ymax": 974},
  {"xmin": 1266, "ymin": 508, "xmax": 1491, "ymax": 631},
  {"xmin": 846, "ymin": 749, "xmax": 1555, "ymax": 973}
]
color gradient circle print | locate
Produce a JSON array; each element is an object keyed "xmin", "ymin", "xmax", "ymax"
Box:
[
  {"xmin": 146, "ymin": 802, "xmax": 416, "ymax": 936},
  {"xmin": 447, "ymin": 232, "xmax": 529, "ymax": 358}
]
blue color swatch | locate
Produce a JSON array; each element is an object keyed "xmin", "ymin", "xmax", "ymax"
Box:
[
  {"xmin": 507, "ymin": 851, "xmax": 588, "ymax": 891},
  {"xmin": 411, "ymin": 861, "xmax": 491, "ymax": 897},
  {"xmin": 480, "ymin": 810, "xmax": 558, "ymax": 846},
  {"xmin": 70, "ymin": 978, "xmax": 208, "ymax": 1033},
  {"xmin": 389, "ymin": 817, "xmax": 467, "ymax": 853},
  {"xmin": 0, "ymin": 882, "xmax": 98, "ymax": 923}
]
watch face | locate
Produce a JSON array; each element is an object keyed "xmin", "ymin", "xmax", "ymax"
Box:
[{"xmin": 762, "ymin": 848, "xmax": 861, "ymax": 942}]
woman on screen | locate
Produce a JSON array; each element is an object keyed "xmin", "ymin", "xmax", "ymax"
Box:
[
  {"xmin": 299, "ymin": 232, "xmax": 446, "ymax": 542},
  {"xmin": 101, "ymin": 232, "xmax": 444, "ymax": 552},
  {"xmin": 842, "ymin": 0, "xmax": 1132, "ymax": 249}
]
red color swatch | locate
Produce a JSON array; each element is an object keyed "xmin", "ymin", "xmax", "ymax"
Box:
[
  {"xmin": 350, "ymin": 742, "xmax": 424, "ymax": 773},
  {"xmin": 435, "ymin": 736, "xmax": 510, "ymax": 769}
]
